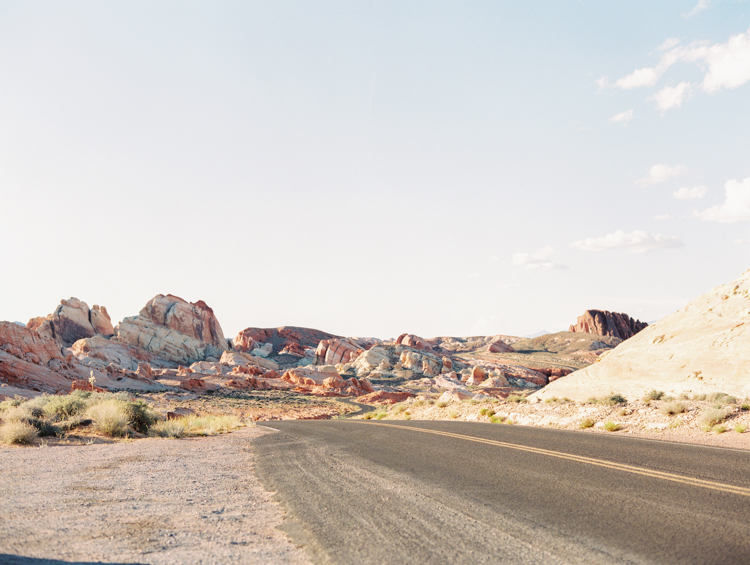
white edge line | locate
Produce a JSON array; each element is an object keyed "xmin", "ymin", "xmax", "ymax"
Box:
[{"xmin": 256, "ymin": 424, "xmax": 281, "ymax": 432}]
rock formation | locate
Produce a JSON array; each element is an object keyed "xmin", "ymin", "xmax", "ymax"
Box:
[
  {"xmin": 27, "ymin": 298, "xmax": 114, "ymax": 347},
  {"xmin": 233, "ymin": 326, "xmax": 338, "ymax": 363},
  {"xmin": 395, "ymin": 333, "xmax": 434, "ymax": 351},
  {"xmin": 569, "ymin": 310, "xmax": 647, "ymax": 340},
  {"xmin": 533, "ymin": 270, "xmax": 750, "ymax": 401},
  {"xmin": 315, "ymin": 339, "xmax": 362, "ymax": 366},
  {"xmin": 114, "ymin": 295, "xmax": 228, "ymax": 366}
]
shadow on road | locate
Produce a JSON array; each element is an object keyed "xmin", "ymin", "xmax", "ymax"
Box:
[{"xmin": 0, "ymin": 555, "xmax": 148, "ymax": 565}]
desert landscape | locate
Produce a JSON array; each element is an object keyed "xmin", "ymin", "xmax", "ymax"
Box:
[{"xmin": 4, "ymin": 2, "xmax": 750, "ymax": 563}]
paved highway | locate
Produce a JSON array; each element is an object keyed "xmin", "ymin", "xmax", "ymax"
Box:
[{"xmin": 253, "ymin": 420, "xmax": 750, "ymax": 564}]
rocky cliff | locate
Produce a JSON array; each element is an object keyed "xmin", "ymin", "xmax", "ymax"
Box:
[{"xmin": 569, "ymin": 310, "xmax": 647, "ymax": 340}]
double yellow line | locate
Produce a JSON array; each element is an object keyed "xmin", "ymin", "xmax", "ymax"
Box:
[{"xmin": 365, "ymin": 422, "xmax": 750, "ymax": 497}]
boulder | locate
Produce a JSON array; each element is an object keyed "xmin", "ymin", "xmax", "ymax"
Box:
[
  {"xmin": 357, "ymin": 391, "xmax": 414, "ymax": 405},
  {"xmin": 71, "ymin": 335, "xmax": 171, "ymax": 371},
  {"xmin": 90, "ymin": 305, "xmax": 114, "ymax": 336},
  {"xmin": 488, "ymin": 339, "xmax": 515, "ymax": 353},
  {"xmin": 466, "ymin": 366, "xmax": 487, "ymax": 385},
  {"xmin": 569, "ymin": 310, "xmax": 647, "ymax": 340}
]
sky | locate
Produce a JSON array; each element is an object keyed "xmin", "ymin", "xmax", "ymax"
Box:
[{"xmin": 1, "ymin": 0, "xmax": 749, "ymax": 339}]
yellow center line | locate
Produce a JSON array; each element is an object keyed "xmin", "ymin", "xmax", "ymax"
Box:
[{"xmin": 360, "ymin": 422, "xmax": 750, "ymax": 498}]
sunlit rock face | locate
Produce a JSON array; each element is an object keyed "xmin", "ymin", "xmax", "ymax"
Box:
[
  {"xmin": 533, "ymin": 270, "xmax": 750, "ymax": 402},
  {"xmin": 569, "ymin": 310, "xmax": 647, "ymax": 340}
]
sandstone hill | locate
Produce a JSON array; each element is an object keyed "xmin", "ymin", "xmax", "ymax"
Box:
[
  {"xmin": 569, "ymin": 309, "xmax": 647, "ymax": 340},
  {"xmin": 532, "ymin": 269, "xmax": 750, "ymax": 402}
]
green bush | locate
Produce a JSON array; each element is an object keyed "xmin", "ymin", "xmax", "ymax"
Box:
[
  {"xmin": 643, "ymin": 390, "xmax": 665, "ymax": 401},
  {"xmin": 604, "ymin": 393, "xmax": 627, "ymax": 405},
  {"xmin": 603, "ymin": 421, "xmax": 621, "ymax": 432},
  {"xmin": 43, "ymin": 395, "xmax": 88, "ymax": 421}
]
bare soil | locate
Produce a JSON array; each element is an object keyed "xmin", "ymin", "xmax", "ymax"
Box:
[
  {"xmin": 0, "ymin": 426, "xmax": 310, "ymax": 565},
  {"xmin": 366, "ymin": 395, "xmax": 750, "ymax": 450}
]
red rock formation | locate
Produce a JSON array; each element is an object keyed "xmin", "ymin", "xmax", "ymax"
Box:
[
  {"xmin": 315, "ymin": 339, "xmax": 362, "ymax": 365},
  {"xmin": 488, "ymin": 339, "xmax": 515, "ymax": 353},
  {"xmin": 233, "ymin": 326, "xmax": 338, "ymax": 358},
  {"xmin": 282, "ymin": 367, "xmax": 373, "ymax": 397},
  {"xmin": 569, "ymin": 310, "xmax": 647, "ymax": 340},
  {"xmin": 395, "ymin": 333, "xmax": 434, "ymax": 351},
  {"xmin": 27, "ymin": 298, "xmax": 114, "ymax": 347},
  {"xmin": 70, "ymin": 380, "xmax": 105, "ymax": 393},
  {"xmin": 140, "ymin": 294, "xmax": 227, "ymax": 350}
]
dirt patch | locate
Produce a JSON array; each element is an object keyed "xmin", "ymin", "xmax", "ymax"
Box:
[
  {"xmin": 0, "ymin": 426, "xmax": 310, "ymax": 564},
  {"xmin": 363, "ymin": 394, "xmax": 750, "ymax": 450}
]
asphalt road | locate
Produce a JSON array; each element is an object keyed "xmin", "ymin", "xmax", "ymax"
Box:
[{"xmin": 253, "ymin": 420, "xmax": 750, "ymax": 565}]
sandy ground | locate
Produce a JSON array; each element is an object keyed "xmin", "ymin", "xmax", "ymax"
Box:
[
  {"xmin": 0, "ymin": 426, "xmax": 310, "ymax": 565},
  {"xmin": 363, "ymin": 395, "xmax": 750, "ymax": 450}
]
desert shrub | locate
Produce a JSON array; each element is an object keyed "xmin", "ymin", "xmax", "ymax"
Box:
[
  {"xmin": 586, "ymin": 397, "xmax": 599, "ymax": 405},
  {"xmin": 693, "ymin": 393, "xmax": 707, "ymax": 401},
  {"xmin": 392, "ymin": 404, "xmax": 407, "ymax": 415},
  {"xmin": 86, "ymin": 399, "xmax": 130, "ymax": 437},
  {"xmin": 734, "ymin": 424, "xmax": 747, "ymax": 433},
  {"xmin": 604, "ymin": 393, "xmax": 627, "ymax": 405},
  {"xmin": 375, "ymin": 412, "xmax": 387, "ymax": 420},
  {"xmin": 149, "ymin": 419, "xmax": 186, "ymax": 438},
  {"xmin": 0, "ymin": 397, "xmax": 24, "ymax": 412},
  {"xmin": 579, "ymin": 418, "xmax": 595, "ymax": 429},
  {"xmin": 404, "ymin": 413, "xmax": 412, "ymax": 420},
  {"xmin": 713, "ymin": 424, "xmax": 727, "ymax": 434},
  {"xmin": 707, "ymin": 392, "xmax": 736, "ymax": 405},
  {"xmin": 668, "ymin": 419, "xmax": 683, "ymax": 428},
  {"xmin": 448, "ymin": 410, "xmax": 459, "ymax": 419},
  {"xmin": 644, "ymin": 390, "xmax": 665, "ymax": 401},
  {"xmin": 699, "ymin": 408, "xmax": 727, "ymax": 429},
  {"xmin": 660, "ymin": 401, "xmax": 687, "ymax": 416},
  {"xmin": 678, "ymin": 392, "xmax": 691, "ymax": 401},
  {"xmin": 0, "ymin": 420, "xmax": 38, "ymax": 444},
  {"xmin": 121, "ymin": 399, "xmax": 159, "ymax": 433},
  {"xmin": 363, "ymin": 412, "xmax": 375, "ymax": 420},
  {"xmin": 56, "ymin": 416, "xmax": 91, "ymax": 432},
  {"xmin": 603, "ymin": 421, "xmax": 621, "ymax": 432},
  {"xmin": 436, "ymin": 400, "xmax": 449, "ymax": 408},
  {"xmin": 43, "ymin": 395, "xmax": 88, "ymax": 421},
  {"xmin": 506, "ymin": 395, "xmax": 527, "ymax": 403},
  {"xmin": 489, "ymin": 415, "xmax": 504, "ymax": 424},
  {"xmin": 741, "ymin": 404, "xmax": 750, "ymax": 411}
]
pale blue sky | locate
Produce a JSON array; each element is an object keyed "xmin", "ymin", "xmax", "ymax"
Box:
[{"xmin": 2, "ymin": 1, "xmax": 749, "ymax": 338}]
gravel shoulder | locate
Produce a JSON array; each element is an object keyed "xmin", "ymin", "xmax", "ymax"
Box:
[{"xmin": 0, "ymin": 426, "xmax": 310, "ymax": 565}]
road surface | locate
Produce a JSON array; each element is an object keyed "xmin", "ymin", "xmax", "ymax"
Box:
[{"xmin": 254, "ymin": 420, "xmax": 750, "ymax": 564}]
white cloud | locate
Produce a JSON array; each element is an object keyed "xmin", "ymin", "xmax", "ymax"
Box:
[
  {"xmin": 614, "ymin": 67, "xmax": 662, "ymax": 89},
  {"xmin": 596, "ymin": 76, "xmax": 608, "ymax": 88},
  {"xmin": 651, "ymin": 82, "xmax": 693, "ymax": 111},
  {"xmin": 684, "ymin": 0, "xmax": 710, "ymax": 18},
  {"xmin": 684, "ymin": 26, "xmax": 750, "ymax": 92},
  {"xmin": 609, "ymin": 109, "xmax": 634, "ymax": 124},
  {"xmin": 735, "ymin": 239, "xmax": 745, "ymax": 245},
  {"xmin": 673, "ymin": 185, "xmax": 707, "ymax": 200},
  {"xmin": 512, "ymin": 246, "xmax": 568, "ymax": 270},
  {"xmin": 696, "ymin": 178, "xmax": 750, "ymax": 222},
  {"xmin": 610, "ymin": 25, "xmax": 750, "ymax": 102},
  {"xmin": 658, "ymin": 38, "xmax": 681, "ymax": 51},
  {"xmin": 571, "ymin": 230, "xmax": 684, "ymax": 254},
  {"xmin": 637, "ymin": 163, "xmax": 688, "ymax": 186}
]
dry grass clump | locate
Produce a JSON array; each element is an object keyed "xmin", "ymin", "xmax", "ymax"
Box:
[
  {"xmin": 603, "ymin": 421, "xmax": 621, "ymax": 432},
  {"xmin": 86, "ymin": 399, "xmax": 131, "ymax": 437},
  {"xmin": 505, "ymin": 394, "xmax": 527, "ymax": 403},
  {"xmin": 149, "ymin": 419, "xmax": 187, "ymax": 438},
  {"xmin": 699, "ymin": 407, "xmax": 728, "ymax": 431},
  {"xmin": 0, "ymin": 420, "xmax": 39, "ymax": 445},
  {"xmin": 435, "ymin": 399, "xmax": 450, "ymax": 408},
  {"xmin": 579, "ymin": 418, "xmax": 595, "ymax": 429},
  {"xmin": 661, "ymin": 401, "xmax": 687, "ymax": 416}
]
